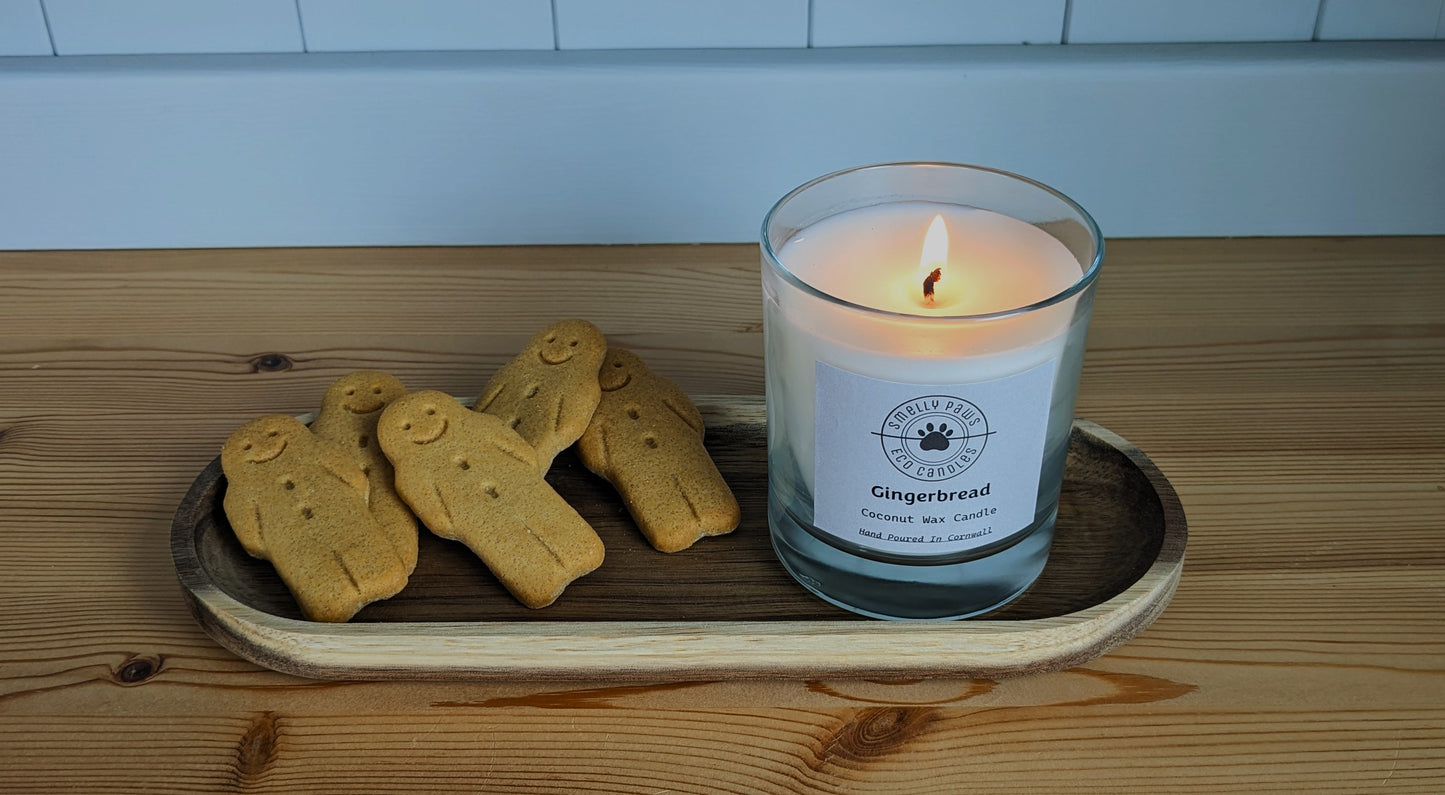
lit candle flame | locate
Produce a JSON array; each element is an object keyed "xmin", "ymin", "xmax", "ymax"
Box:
[{"xmin": 920, "ymin": 214, "xmax": 948, "ymax": 305}]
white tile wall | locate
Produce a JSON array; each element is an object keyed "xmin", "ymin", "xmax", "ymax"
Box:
[
  {"xmin": 298, "ymin": 0, "xmax": 553, "ymax": 52},
  {"xmin": 1317, "ymin": 0, "xmax": 1443, "ymax": 40},
  {"xmin": 7, "ymin": 44, "xmax": 1445, "ymax": 245},
  {"xmin": 554, "ymin": 0, "xmax": 807, "ymax": 49},
  {"xmin": 1068, "ymin": 0, "xmax": 1319, "ymax": 43},
  {"xmin": 44, "ymin": 0, "xmax": 303, "ymax": 55},
  {"xmin": 0, "ymin": 0, "xmax": 50, "ymax": 55},
  {"xmin": 811, "ymin": 0, "xmax": 1066, "ymax": 47},
  {"xmin": 21, "ymin": 1, "xmax": 1445, "ymax": 55}
]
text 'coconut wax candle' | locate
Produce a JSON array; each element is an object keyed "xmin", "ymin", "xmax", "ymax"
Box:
[{"xmin": 761, "ymin": 163, "xmax": 1103, "ymax": 620}]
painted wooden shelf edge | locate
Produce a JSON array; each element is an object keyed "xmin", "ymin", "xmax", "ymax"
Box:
[{"xmin": 171, "ymin": 403, "xmax": 1186, "ymax": 681}]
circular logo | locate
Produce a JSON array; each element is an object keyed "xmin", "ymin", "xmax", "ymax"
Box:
[{"xmin": 875, "ymin": 395, "xmax": 990, "ymax": 482}]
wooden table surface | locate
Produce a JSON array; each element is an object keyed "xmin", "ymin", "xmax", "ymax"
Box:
[{"xmin": 1, "ymin": 238, "xmax": 1442, "ymax": 792}]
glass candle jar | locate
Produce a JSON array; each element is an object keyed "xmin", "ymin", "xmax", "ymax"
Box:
[{"xmin": 761, "ymin": 162, "xmax": 1103, "ymax": 620}]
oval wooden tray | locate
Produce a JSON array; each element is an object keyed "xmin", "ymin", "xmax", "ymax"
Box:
[{"xmin": 171, "ymin": 396, "xmax": 1185, "ymax": 681}]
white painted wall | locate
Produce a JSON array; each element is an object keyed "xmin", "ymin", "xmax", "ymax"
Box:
[{"xmin": 1, "ymin": 43, "xmax": 1441, "ymax": 248}]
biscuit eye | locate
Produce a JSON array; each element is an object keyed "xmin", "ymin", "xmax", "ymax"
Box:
[
  {"xmin": 345, "ymin": 388, "xmax": 355, "ymax": 395},
  {"xmin": 569, "ymin": 340, "xmax": 578, "ymax": 347},
  {"xmin": 457, "ymin": 458, "xmax": 470, "ymax": 471},
  {"xmin": 301, "ymin": 506, "xmax": 314, "ymax": 519},
  {"xmin": 613, "ymin": 362, "xmax": 623, "ymax": 368},
  {"xmin": 545, "ymin": 335, "xmax": 556, "ymax": 343},
  {"xmin": 644, "ymin": 434, "xmax": 658, "ymax": 449},
  {"xmin": 425, "ymin": 408, "xmax": 436, "ymax": 416},
  {"xmin": 627, "ymin": 407, "xmax": 640, "ymax": 420},
  {"xmin": 402, "ymin": 422, "xmax": 412, "ymax": 430},
  {"xmin": 283, "ymin": 479, "xmax": 295, "ymax": 490},
  {"xmin": 243, "ymin": 443, "xmax": 253, "ymax": 450},
  {"xmin": 266, "ymin": 430, "xmax": 278, "ymax": 438}
]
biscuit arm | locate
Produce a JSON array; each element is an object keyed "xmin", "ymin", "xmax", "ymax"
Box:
[
  {"xmin": 575, "ymin": 418, "xmax": 614, "ymax": 478},
  {"xmin": 660, "ymin": 389, "xmax": 706, "ymax": 436},
  {"xmin": 552, "ymin": 392, "xmax": 574, "ymax": 434},
  {"xmin": 474, "ymin": 378, "xmax": 508, "ymax": 414},
  {"xmin": 392, "ymin": 468, "xmax": 455, "ymax": 534},
  {"xmin": 222, "ymin": 490, "xmax": 268, "ymax": 559},
  {"xmin": 316, "ymin": 441, "xmax": 370, "ymax": 501},
  {"xmin": 489, "ymin": 425, "xmax": 540, "ymax": 470}
]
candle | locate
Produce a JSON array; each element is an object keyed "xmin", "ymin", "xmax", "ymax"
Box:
[
  {"xmin": 774, "ymin": 201, "xmax": 1083, "ymax": 492},
  {"xmin": 761, "ymin": 163, "xmax": 1102, "ymax": 620},
  {"xmin": 782, "ymin": 203, "xmax": 1080, "ymax": 317}
]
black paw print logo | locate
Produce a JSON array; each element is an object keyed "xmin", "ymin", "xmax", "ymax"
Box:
[{"xmin": 917, "ymin": 422, "xmax": 954, "ymax": 451}]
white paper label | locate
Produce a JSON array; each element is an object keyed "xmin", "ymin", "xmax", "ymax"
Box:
[{"xmin": 813, "ymin": 359, "xmax": 1057, "ymax": 557}]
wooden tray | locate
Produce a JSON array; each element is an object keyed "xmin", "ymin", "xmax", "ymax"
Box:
[{"xmin": 171, "ymin": 397, "xmax": 1185, "ymax": 681}]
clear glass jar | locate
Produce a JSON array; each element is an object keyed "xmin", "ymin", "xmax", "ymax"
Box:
[{"xmin": 761, "ymin": 162, "xmax": 1103, "ymax": 620}]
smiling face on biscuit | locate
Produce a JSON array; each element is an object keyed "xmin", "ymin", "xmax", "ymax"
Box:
[
  {"xmin": 533, "ymin": 319, "xmax": 604, "ymax": 366},
  {"xmin": 325, "ymin": 371, "xmax": 407, "ymax": 415},
  {"xmin": 380, "ymin": 391, "xmax": 459, "ymax": 446},
  {"xmin": 223, "ymin": 415, "xmax": 305, "ymax": 470},
  {"xmin": 599, "ymin": 348, "xmax": 643, "ymax": 392}
]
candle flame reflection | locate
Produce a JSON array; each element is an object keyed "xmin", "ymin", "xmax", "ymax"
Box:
[{"xmin": 920, "ymin": 214, "xmax": 948, "ymax": 305}]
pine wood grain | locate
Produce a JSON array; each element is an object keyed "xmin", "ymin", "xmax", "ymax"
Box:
[{"xmin": 1, "ymin": 237, "xmax": 1443, "ymax": 792}]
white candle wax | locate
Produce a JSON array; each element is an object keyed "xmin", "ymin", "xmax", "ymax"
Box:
[{"xmin": 770, "ymin": 201, "xmax": 1083, "ymax": 493}]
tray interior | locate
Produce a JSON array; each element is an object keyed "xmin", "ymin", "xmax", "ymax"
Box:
[{"xmin": 188, "ymin": 410, "xmax": 1165, "ymax": 624}]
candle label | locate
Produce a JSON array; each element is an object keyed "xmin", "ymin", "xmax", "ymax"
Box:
[{"xmin": 813, "ymin": 359, "xmax": 1057, "ymax": 557}]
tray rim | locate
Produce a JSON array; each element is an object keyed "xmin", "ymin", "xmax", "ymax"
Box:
[{"xmin": 171, "ymin": 404, "xmax": 1186, "ymax": 681}]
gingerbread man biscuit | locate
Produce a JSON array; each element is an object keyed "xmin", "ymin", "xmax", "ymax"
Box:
[
  {"xmin": 378, "ymin": 391, "xmax": 604, "ymax": 608},
  {"xmin": 310, "ymin": 371, "xmax": 419, "ymax": 574},
  {"xmin": 221, "ymin": 415, "xmax": 410, "ymax": 622},
  {"xmin": 474, "ymin": 319, "xmax": 607, "ymax": 474},
  {"xmin": 577, "ymin": 348, "xmax": 741, "ymax": 553}
]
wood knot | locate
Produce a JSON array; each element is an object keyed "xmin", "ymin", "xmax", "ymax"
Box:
[
  {"xmin": 234, "ymin": 712, "xmax": 279, "ymax": 783},
  {"xmin": 817, "ymin": 707, "xmax": 935, "ymax": 768},
  {"xmin": 114, "ymin": 654, "xmax": 162, "ymax": 685},
  {"xmin": 249, "ymin": 353, "xmax": 294, "ymax": 373}
]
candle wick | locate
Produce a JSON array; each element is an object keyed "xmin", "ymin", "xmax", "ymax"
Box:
[{"xmin": 923, "ymin": 267, "xmax": 942, "ymax": 305}]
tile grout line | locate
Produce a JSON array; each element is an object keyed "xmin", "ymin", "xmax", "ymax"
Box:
[
  {"xmin": 551, "ymin": 0, "xmax": 560, "ymax": 50},
  {"xmin": 807, "ymin": 0, "xmax": 814, "ymax": 48},
  {"xmin": 37, "ymin": 0, "xmax": 57, "ymax": 55},
  {"xmin": 1061, "ymin": 0, "xmax": 1074, "ymax": 44},
  {"xmin": 1312, "ymin": 0, "xmax": 1327, "ymax": 41},
  {"xmin": 292, "ymin": 0, "xmax": 309, "ymax": 52}
]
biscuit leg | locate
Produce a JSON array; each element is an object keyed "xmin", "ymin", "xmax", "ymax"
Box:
[
  {"xmin": 451, "ymin": 490, "xmax": 603, "ymax": 608},
  {"xmin": 612, "ymin": 460, "xmax": 739, "ymax": 552},
  {"xmin": 527, "ymin": 489, "xmax": 608, "ymax": 577},
  {"xmin": 483, "ymin": 520, "xmax": 576, "ymax": 608},
  {"xmin": 275, "ymin": 552, "xmax": 366, "ymax": 623},
  {"xmin": 614, "ymin": 473, "xmax": 707, "ymax": 553},
  {"xmin": 334, "ymin": 542, "xmax": 408, "ymax": 603},
  {"xmin": 678, "ymin": 459, "xmax": 741, "ymax": 536},
  {"xmin": 459, "ymin": 516, "xmax": 576, "ymax": 609}
]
